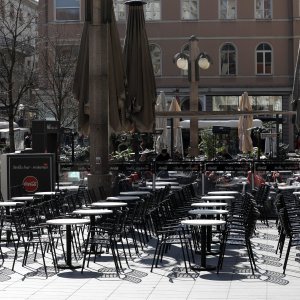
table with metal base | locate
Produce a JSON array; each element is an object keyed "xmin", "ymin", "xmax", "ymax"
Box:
[
  {"xmin": 46, "ymin": 218, "xmax": 90, "ymax": 269},
  {"xmin": 181, "ymin": 219, "xmax": 226, "ymax": 271}
]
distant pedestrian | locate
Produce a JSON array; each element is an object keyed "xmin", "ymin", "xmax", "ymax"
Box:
[{"xmin": 24, "ymin": 132, "xmax": 32, "ymax": 148}]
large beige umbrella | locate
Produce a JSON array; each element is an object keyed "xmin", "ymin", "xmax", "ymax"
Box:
[
  {"xmin": 238, "ymin": 92, "xmax": 253, "ymax": 153},
  {"xmin": 168, "ymin": 97, "xmax": 183, "ymax": 156},
  {"xmin": 155, "ymin": 91, "xmax": 167, "ymax": 153}
]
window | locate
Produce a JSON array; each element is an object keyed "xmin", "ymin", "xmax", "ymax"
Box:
[
  {"xmin": 149, "ymin": 44, "xmax": 161, "ymax": 76},
  {"xmin": 113, "ymin": 0, "xmax": 126, "ymax": 21},
  {"xmin": 145, "ymin": 0, "xmax": 161, "ymax": 21},
  {"xmin": 255, "ymin": 0, "xmax": 272, "ymax": 19},
  {"xmin": 181, "ymin": 0, "xmax": 199, "ymax": 20},
  {"xmin": 220, "ymin": 43, "xmax": 236, "ymax": 75},
  {"xmin": 212, "ymin": 96, "xmax": 239, "ymax": 111},
  {"xmin": 252, "ymin": 96, "xmax": 282, "ymax": 111},
  {"xmin": 55, "ymin": 0, "xmax": 80, "ymax": 22},
  {"xmin": 256, "ymin": 43, "xmax": 272, "ymax": 75},
  {"xmin": 219, "ymin": 0, "xmax": 236, "ymax": 19}
]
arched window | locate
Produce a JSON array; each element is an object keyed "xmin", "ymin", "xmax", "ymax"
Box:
[
  {"xmin": 149, "ymin": 44, "xmax": 161, "ymax": 76},
  {"xmin": 220, "ymin": 43, "xmax": 236, "ymax": 75},
  {"xmin": 256, "ymin": 43, "xmax": 272, "ymax": 75}
]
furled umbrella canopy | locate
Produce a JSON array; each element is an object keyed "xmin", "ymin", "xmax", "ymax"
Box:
[
  {"xmin": 238, "ymin": 92, "xmax": 253, "ymax": 153},
  {"xmin": 155, "ymin": 91, "xmax": 167, "ymax": 153},
  {"xmin": 168, "ymin": 96, "xmax": 183, "ymax": 156},
  {"xmin": 123, "ymin": 0, "xmax": 157, "ymax": 132},
  {"xmin": 73, "ymin": 0, "xmax": 127, "ymax": 134}
]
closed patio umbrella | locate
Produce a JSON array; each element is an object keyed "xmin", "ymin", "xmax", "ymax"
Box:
[
  {"xmin": 238, "ymin": 92, "xmax": 253, "ymax": 153},
  {"xmin": 155, "ymin": 91, "xmax": 167, "ymax": 153},
  {"xmin": 168, "ymin": 97, "xmax": 183, "ymax": 157},
  {"xmin": 123, "ymin": 0, "xmax": 157, "ymax": 132},
  {"xmin": 73, "ymin": 0, "xmax": 127, "ymax": 134}
]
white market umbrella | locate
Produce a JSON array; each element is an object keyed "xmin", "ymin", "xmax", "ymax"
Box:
[{"xmin": 238, "ymin": 92, "xmax": 253, "ymax": 153}]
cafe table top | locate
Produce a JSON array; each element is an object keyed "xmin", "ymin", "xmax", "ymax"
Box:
[
  {"xmin": 188, "ymin": 209, "xmax": 229, "ymax": 215},
  {"xmin": 277, "ymin": 185, "xmax": 300, "ymax": 191},
  {"xmin": 146, "ymin": 181, "xmax": 179, "ymax": 186},
  {"xmin": 201, "ymin": 195, "xmax": 235, "ymax": 201},
  {"xmin": 10, "ymin": 196, "xmax": 34, "ymax": 201},
  {"xmin": 73, "ymin": 209, "xmax": 113, "ymax": 216},
  {"xmin": 57, "ymin": 185, "xmax": 80, "ymax": 191},
  {"xmin": 191, "ymin": 202, "xmax": 228, "ymax": 208},
  {"xmin": 91, "ymin": 201, "xmax": 127, "ymax": 208},
  {"xmin": 34, "ymin": 191, "xmax": 56, "ymax": 196},
  {"xmin": 0, "ymin": 201, "xmax": 25, "ymax": 207},
  {"xmin": 208, "ymin": 191, "xmax": 239, "ymax": 196},
  {"xmin": 181, "ymin": 219, "xmax": 226, "ymax": 227},
  {"xmin": 120, "ymin": 191, "xmax": 150, "ymax": 196},
  {"xmin": 106, "ymin": 196, "xmax": 140, "ymax": 201},
  {"xmin": 46, "ymin": 218, "xmax": 90, "ymax": 226}
]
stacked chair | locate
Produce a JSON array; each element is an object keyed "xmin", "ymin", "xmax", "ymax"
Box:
[
  {"xmin": 275, "ymin": 191, "xmax": 300, "ymax": 274},
  {"xmin": 150, "ymin": 188, "xmax": 196, "ymax": 273},
  {"xmin": 217, "ymin": 192, "xmax": 260, "ymax": 274}
]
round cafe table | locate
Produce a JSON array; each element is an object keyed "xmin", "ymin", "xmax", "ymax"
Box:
[
  {"xmin": 72, "ymin": 209, "xmax": 113, "ymax": 227},
  {"xmin": 91, "ymin": 201, "xmax": 127, "ymax": 208},
  {"xmin": 46, "ymin": 218, "xmax": 90, "ymax": 269},
  {"xmin": 146, "ymin": 181, "xmax": 179, "ymax": 186},
  {"xmin": 191, "ymin": 202, "xmax": 228, "ymax": 208},
  {"xmin": 181, "ymin": 219, "xmax": 226, "ymax": 271},
  {"xmin": 106, "ymin": 196, "xmax": 140, "ymax": 202},
  {"xmin": 208, "ymin": 191, "xmax": 239, "ymax": 196},
  {"xmin": 201, "ymin": 195, "xmax": 235, "ymax": 202},
  {"xmin": 120, "ymin": 191, "xmax": 150, "ymax": 196},
  {"xmin": 188, "ymin": 209, "xmax": 229, "ymax": 216},
  {"xmin": 35, "ymin": 191, "xmax": 56, "ymax": 196},
  {"xmin": 10, "ymin": 196, "xmax": 34, "ymax": 202}
]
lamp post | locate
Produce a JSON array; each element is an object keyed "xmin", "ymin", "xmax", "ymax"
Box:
[{"xmin": 174, "ymin": 35, "xmax": 211, "ymax": 157}]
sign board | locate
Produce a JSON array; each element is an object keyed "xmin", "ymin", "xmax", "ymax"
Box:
[
  {"xmin": 1, "ymin": 153, "xmax": 55, "ymax": 200},
  {"xmin": 156, "ymin": 161, "xmax": 202, "ymax": 172},
  {"xmin": 109, "ymin": 162, "xmax": 152, "ymax": 172},
  {"xmin": 205, "ymin": 162, "xmax": 251, "ymax": 172},
  {"xmin": 255, "ymin": 161, "xmax": 300, "ymax": 172}
]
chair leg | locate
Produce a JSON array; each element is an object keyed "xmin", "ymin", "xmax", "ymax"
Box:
[{"xmin": 283, "ymin": 238, "xmax": 292, "ymax": 274}]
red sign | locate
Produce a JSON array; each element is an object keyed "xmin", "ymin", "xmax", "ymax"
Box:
[{"xmin": 23, "ymin": 176, "xmax": 38, "ymax": 193}]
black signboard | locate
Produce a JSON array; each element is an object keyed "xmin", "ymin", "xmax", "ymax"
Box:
[
  {"xmin": 109, "ymin": 162, "xmax": 152, "ymax": 172},
  {"xmin": 255, "ymin": 161, "xmax": 300, "ymax": 172},
  {"xmin": 205, "ymin": 162, "xmax": 250, "ymax": 172},
  {"xmin": 155, "ymin": 161, "xmax": 202, "ymax": 172},
  {"xmin": 1, "ymin": 153, "xmax": 55, "ymax": 199}
]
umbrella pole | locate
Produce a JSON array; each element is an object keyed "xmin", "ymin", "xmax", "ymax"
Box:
[
  {"xmin": 88, "ymin": 0, "xmax": 111, "ymax": 195},
  {"xmin": 170, "ymin": 118, "xmax": 174, "ymax": 158}
]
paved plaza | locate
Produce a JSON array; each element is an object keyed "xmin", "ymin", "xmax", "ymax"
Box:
[{"xmin": 0, "ymin": 220, "xmax": 300, "ymax": 300}]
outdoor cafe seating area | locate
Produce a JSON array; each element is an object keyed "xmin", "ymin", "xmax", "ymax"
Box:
[{"xmin": 2, "ymin": 161, "xmax": 300, "ymax": 299}]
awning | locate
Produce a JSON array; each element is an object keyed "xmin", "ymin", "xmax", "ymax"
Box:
[{"xmin": 180, "ymin": 119, "xmax": 263, "ymax": 129}]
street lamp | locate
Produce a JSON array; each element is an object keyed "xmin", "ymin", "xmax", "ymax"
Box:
[{"xmin": 174, "ymin": 35, "xmax": 211, "ymax": 157}]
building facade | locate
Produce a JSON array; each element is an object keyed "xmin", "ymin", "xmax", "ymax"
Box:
[{"xmin": 38, "ymin": 0, "xmax": 300, "ymax": 150}]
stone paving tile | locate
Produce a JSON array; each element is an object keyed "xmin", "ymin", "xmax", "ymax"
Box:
[{"xmin": 0, "ymin": 221, "xmax": 300, "ymax": 299}]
